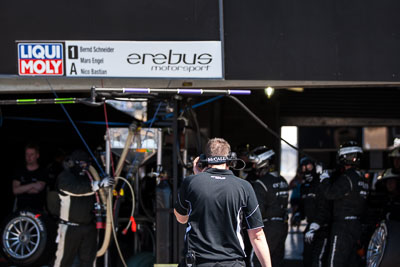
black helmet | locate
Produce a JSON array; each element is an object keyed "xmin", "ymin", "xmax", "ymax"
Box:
[
  {"xmin": 337, "ymin": 141, "xmax": 363, "ymax": 166},
  {"xmin": 299, "ymin": 156, "xmax": 316, "ymax": 182},
  {"xmin": 64, "ymin": 149, "xmax": 90, "ymax": 170},
  {"xmin": 70, "ymin": 149, "xmax": 90, "ymax": 163},
  {"xmin": 248, "ymin": 146, "xmax": 275, "ymax": 169},
  {"xmin": 299, "ymin": 156, "xmax": 314, "ymax": 168}
]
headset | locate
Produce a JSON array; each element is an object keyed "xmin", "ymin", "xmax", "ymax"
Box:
[
  {"xmin": 197, "ymin": 152, "xmax": 245, "ymax": 170},
  {"xmin": 63, "ymin": 150, "xmax": 91, "ymax": 170}
]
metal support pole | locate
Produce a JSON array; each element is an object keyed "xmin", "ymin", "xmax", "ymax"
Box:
[
  {"xmin": 95, "ymin": 88, "xmax": 250, "ymax": 95},
  {"xmin": 172, "ymin": 97, "xmax": 179, "ymax": 262},
  {"xmin": 182, "ymin": 149, "xmax": 187, "ymax": 179},
  {"xmin": 104, "ymin": 133, "xmax": 111, "ymax": 267},
  {"xmin": 218, "ymin": 0, "xmax": 225, "ymax": 78},
  {"xmin": 157, "ymin": 128, "xmax": 163, "ymax": 171},
  {"xmin": 105, "ymin": 133, "xmax": 111, "ymax": 175}
]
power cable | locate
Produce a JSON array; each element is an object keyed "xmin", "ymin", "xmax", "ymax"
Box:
[
  {"xmin": 228, "ymin": 95, "xmax": 319, "ymax": 163},
  {"xmin": 46, "ymin": 79, "xmax": 106, "ymax": 176}
]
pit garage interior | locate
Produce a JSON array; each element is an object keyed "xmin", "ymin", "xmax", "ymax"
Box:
[
  {"xmin": 2, "ymin": 0, "xmax": 400, "ymax": 266},
  {"xmin": 0, "ymin": 84, "xmax": 399, "ymax": 267}
]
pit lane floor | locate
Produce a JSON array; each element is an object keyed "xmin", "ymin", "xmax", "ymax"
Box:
[{"xmin": 0, "ymin": 225, "xmax": 305, "ymax": 267}]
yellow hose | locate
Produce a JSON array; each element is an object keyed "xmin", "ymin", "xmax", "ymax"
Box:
[
  {"xmin": 96, "ymin": 128, "xmax": 135, "ymax": 257},
  {"xmin": 115, "ymin": 129, "xmax": 135, "ymax": 177},
  {"xmin": 88, "ymin": 165, "xmax": 107, "ymax": 204},
  {"xmin": 96, "ymin": 188, "xmax": 113, "ymax": 257}
]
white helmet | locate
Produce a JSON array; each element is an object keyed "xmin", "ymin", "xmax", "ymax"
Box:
[
  {"xmin": 389, "ymin": 147, "xmax": 400, "ymax": 158},
  {"xmin": 248, "ymin": 146, "xmax": 275, "ymax": 169}
]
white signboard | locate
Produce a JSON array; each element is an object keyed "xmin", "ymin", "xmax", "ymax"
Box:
[{"xmin": 64, "ymin": 41, "xmax": 222, "ymax": 78}]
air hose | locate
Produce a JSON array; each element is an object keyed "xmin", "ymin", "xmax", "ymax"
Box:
[
  {"xmin": 115, "ymin": 126, "xmax": 136, "ymax": 177},
  {"xmin": 112, "ymin": 176, "xmax": 136, "ymax": 267},
  {"xmin": 97, "ymin": 125, "xmax": 136, "ymax": 258},
  {"xmin": 89, "ymin": 165, "xmax": 107, "ymax": 204}
]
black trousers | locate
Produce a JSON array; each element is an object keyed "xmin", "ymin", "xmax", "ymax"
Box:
[
  {"xmin": 326, "ymin": 221, "xmax": 361, "ymax": 267},
  {"xmin": 53, "ymin": 223, "xmax": 97, "ymax": 267},
  {"xmin": 311, "ymin": 227, "xmax": 330, "ymax": 267},
  {"xmin": 303, "ymin": 224, "xmax": 313, "ymax": 267},
  {"xmin": 252, "ymin": 221, "xmax": 288, "ymax": 267}
]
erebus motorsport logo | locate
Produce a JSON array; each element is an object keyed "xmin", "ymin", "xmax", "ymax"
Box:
[{"xmin": 126, "ymin": 50, "xmax": 213, "ymax": 73}]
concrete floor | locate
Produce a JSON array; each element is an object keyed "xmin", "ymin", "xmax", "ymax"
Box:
[
  {"xmin": 285, "ymin": 225, "xmax": 305, "ymax": 261},
  {"xmin": 0, "ymin": 225, "xmax": 306, "ymax": 267},
  {"xmin": 283, "ymin": 225, "xmax": 305, "ymax": 267}
]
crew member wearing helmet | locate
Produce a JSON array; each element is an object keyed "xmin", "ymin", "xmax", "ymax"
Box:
[
  {"xmin": 375, "ymin": 166, "xmax": 400, "ymax": 221},
  {"xmin": 297, "ymin": 157, "xmax": 320, "ymax": 266},
  {"xmin": 302, "ymin": 159, "xmax": 332, "ymax": 267},
  {"xmin": 320, "ymin": 141, "xmax": 368, "ymax": 267},
  {"xmin": 247, "ymin": 146, "xmax": 289, "ymax": 267},
  {"xmin": 388, "ymin": 146, "xmax": 400, "ymax": 173},
  {"xmin": 53, "ymin": 149, "xmax": 114, "ymax": 267},
  {"xmin": 375, "ymin": 144, "xmax": 400, "ymax": 221}
]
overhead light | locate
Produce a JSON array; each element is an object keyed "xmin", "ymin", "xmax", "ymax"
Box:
[
  {"xmin": 182, "ymin": 81, "xmax": 193, "ymax": 87},
  {"xmin": 264, "ymin": 87, "xmax": 274, "ymax": 99},
  {"xmin": 287, "ymin": 87, "xmax": 304, "ymax": 92}
]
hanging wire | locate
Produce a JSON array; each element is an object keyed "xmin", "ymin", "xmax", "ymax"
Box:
[
  {"xmin": 227, "ymin": 95, "xmax": 319, "ymax": 163},
  {"xmin": 46, "ymin": 79, "xmax": 106, "ymax": 176}
]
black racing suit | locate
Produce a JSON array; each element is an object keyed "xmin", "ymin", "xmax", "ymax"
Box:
[
  {"xmin": 299, "ymin": 172, "xmax": 320, "ymax": 267},
  {"xmin": 320, "ymin": 167, "xmax": 368, "ymax": 267},
  {"xmin": 384, "ymin": 193, "xmax": 400, "ymax": 221},
  {"xmin": 252, "ymin": 172, "xmax": 289, "ymax": 267},
  {"xmin": 310, "ymin": 180, "xmax": 332, "ymax": 267},
  {"xmin": 53, "ymin": 168, "xmax": 97, "ymax": 267}
]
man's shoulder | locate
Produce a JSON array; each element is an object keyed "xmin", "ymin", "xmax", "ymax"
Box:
[
  {"xmin": 228, "ymin": 174, "xmax": 250, "ymax": 185},
  {"xmin": 257, "ymin": 173, "xmax": 288, "ymax": 186},
  {"xmin": 229, "ymin": 176, "xmax": 256, "ymax": 193},
  {"xmin": 340, "ymin": 168, "xmax": 360, "ymax": 180},
  {"xmin": 58, "ymin": 169, "xmax": 74, "ymax": 180},
  {"xmin": 278, "ymin": 175, "xmax": 289, "ymax": 184},
  {"xmin": 190, "ymin": 171, "xmax": 250, "ymax": 186},
  {"xmin": 13, "ymin": 167, "xmax": 25, "ymax": 179},
  {"xmin": 257, "ymin": 173, "xmax": 275, "ymax": 183},
  {"xmin": 36, "ymin": 166, "xmax": 49, "ymax": 175}
]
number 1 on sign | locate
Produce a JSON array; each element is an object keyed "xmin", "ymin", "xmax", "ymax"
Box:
[{"xmin": 68, "ymin": 46, "xmax": 78, "ymax": 59}]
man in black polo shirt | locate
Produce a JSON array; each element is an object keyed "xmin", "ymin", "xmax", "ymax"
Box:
[
  {"xmin": 174, "ymin": 138, "xmax": 272, "ymax": 267},
  {"xmin": 12, "ymin": 143, "xmax": 48, "ymax": 211}
]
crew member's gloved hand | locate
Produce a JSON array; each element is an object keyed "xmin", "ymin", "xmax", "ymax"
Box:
[
  {"xmin": 305, "ymin": 222, "xmax": 320, "ymax": 243},
  {"xmin": 319, "ymin": 170, "xmax": 330, "ymax": 182},
  {"xmin": 92, "ymin": 176, "xmax": 115, "ymax": 191}
]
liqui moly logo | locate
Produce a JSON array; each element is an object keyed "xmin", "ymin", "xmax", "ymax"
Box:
[{"xmin": 18, "ymin": 43, "xmax": 64, "ymax": 75}]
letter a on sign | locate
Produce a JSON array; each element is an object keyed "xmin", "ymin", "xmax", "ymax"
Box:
[{"xmin": 70, "ymin": 63, "xmax": 77, "ymax": 75}]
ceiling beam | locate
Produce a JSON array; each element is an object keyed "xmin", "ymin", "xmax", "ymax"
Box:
[
  {"xmin": 1, "ymin": 75, "xmax": 400, "ymax": 94},
  {"xmin": 281, "ymin": 116, "xmax": 400, "ymax": 127}
]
